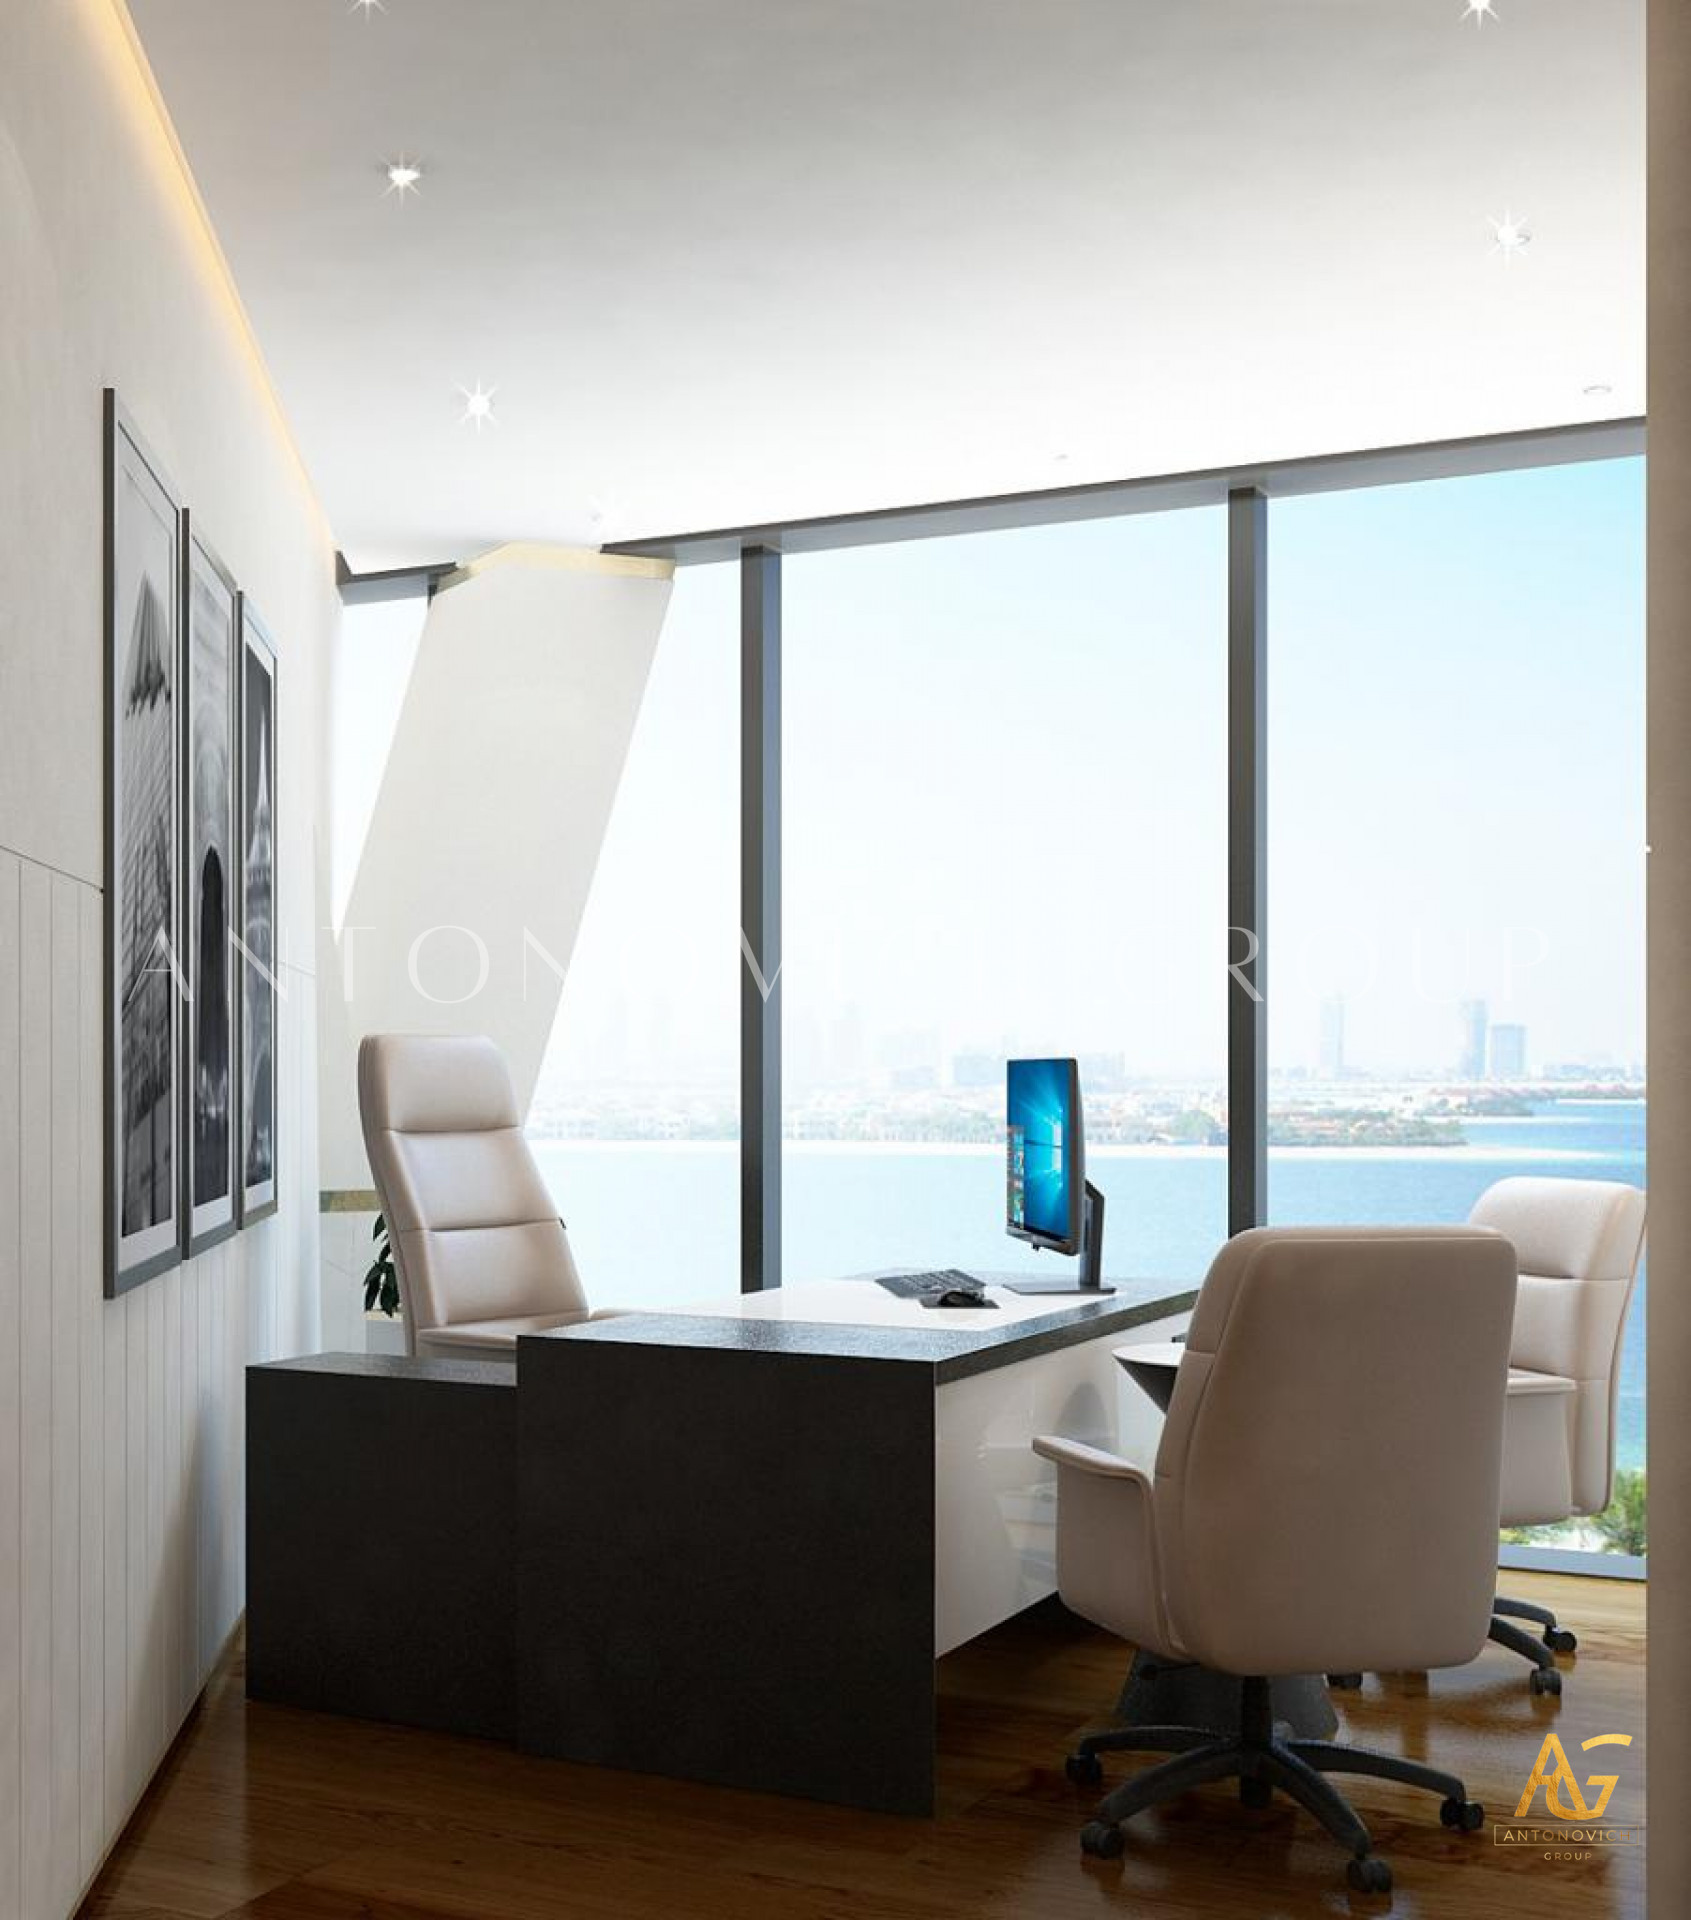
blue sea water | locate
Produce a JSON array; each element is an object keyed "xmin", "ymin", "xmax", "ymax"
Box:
[{"xmin": 531, "ymin": 1098, "xmax": 1646, "ymax": 1471}]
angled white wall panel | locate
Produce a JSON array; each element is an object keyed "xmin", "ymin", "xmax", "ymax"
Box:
[{"xmin": 317, "ymin": 550, "xmax": 671, "ymax": 1187}]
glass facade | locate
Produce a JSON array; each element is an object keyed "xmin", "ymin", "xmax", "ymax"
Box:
[
  {"xmin": 781, "ymin": 511, "xmax": 1228, "ymax": 1286},
  {"xmin": 1267, "ymin": 458, "xmax": 1647, "ymax": 1558},
  {"xmin": 494, "ymin": 450, "xmax": 1645, "ymax": 1566}
]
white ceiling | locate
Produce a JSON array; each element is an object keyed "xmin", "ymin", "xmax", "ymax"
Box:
[{"xmin": 127, "ymin": 0, "xmax": 1643, "ymax": 571}]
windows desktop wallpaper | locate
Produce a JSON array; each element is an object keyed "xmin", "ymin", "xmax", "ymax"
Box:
[{"xmin": 1006, "ymin": 1057, "xmax": 1075, "ymax": 1243}]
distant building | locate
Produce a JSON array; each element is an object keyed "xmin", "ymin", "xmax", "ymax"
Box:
[
  {"xmin": 1319, "ymin": 996, "xmax": 1346, "ymax": 1077},
  {"xmin": 1489, "ymin": 1022, "xmax": 1528, "ymax": 1080},
  {"xmin": 828, "ymin": 1003, "xmax": 865, "ymax": 1084},
  {"xmin": 1459, "ymin": 999, "xmax": 1488, "ymax": 1080},
  {"xmin": 950, "ymin": 1051, "xmax": 1000, "ymax": 1089},
  {"xmin": 1077, "ymin": 1050, "xmax": 1127, "ymax": 1090},
  {"xmin": 888, "ymin": 1063, "xmax": 938, "ymax": 1092}
]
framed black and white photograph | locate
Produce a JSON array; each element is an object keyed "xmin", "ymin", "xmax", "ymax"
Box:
[
  {"xmin": 104, "ymin": 391, "xmax": 184, "ymax": 1295},
  {"xmin": 182, "ymin": 516, "xmax": 239, "ymax": 1253},
  {"xmin": 236, "ymin": 599, "xmax": 278, "ymax": 1225}
]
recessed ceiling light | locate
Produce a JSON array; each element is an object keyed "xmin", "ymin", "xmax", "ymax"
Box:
[
  {"xmin": 458, "ymin": 382, "xmax": 497, "ymax": 432},
  {"xmin": 1462, "ymin": 0, "xmax": 1499, "ymax": 25},
  {"xmin": 348, "ymin": 0, "xmax": 386, "ymax": 16},
  {"xmin": 1488, "ymin": 210, "xmax": 1531, "ymax": 262},
  {"xmin": 384, "ymin": 158, "xmax": 423, "ymax": 202},
  {"xmin": 1584, "ymin": 382, "xmax": 1614, "ymax": 397}
]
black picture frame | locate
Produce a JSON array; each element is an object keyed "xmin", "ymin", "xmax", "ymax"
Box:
[
  {"xmin": 235, "ymin": 597, "xmax": 279, "ymax": 1227},
  {"xmin": 104, "ymin": 390, "xmax": 185, "ymax": 1296},
  {"xmin": 181, "ymin": 513, "xmax": 241, "ymax": 1255}
]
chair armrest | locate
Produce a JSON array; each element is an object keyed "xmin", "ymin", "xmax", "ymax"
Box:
[
  {"xmin": 1033, "ymin": 1434, "xmax": 1151, "ymax": 1481},
  {"xmin": 1501, "ymin": 1371, "xmax": 1577, "ymax": 1526},
  {"xmin": 1111, "ymin": 1341, "xmax": 1187, "ymax": 1374},
  {"xmin": 1507, "ymin": 1367, "xmax": 1577, "ymax": 1396},
  {"xmin": 1033, "ymin": 1435, "xmax": 1172, "ymax": 1656}
]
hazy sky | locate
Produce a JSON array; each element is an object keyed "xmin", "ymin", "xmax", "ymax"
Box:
[{"xmin": 543, "ymin": 454, "xmax": 1645, "ymax": 1091}]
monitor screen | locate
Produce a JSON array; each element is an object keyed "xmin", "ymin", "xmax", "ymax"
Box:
[{"xmin": 1006, "ymin": 1057, "xmax": 1082, "ymax": 1251}]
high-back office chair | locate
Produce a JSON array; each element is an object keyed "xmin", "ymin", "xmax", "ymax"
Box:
[
  {"xmin": 358, "ymin": 1033, "xmax": 605, "ymax": 1359},
  {"xmin": 1035, "ymin": 1226, "xmax": 1516, "ymax": 1895},
  {"xmin": 1471, "ymin": 1176, "xmax": 1647, "ymax": 1692}
]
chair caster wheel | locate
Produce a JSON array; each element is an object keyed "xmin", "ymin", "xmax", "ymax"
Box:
[
  {"xmin": 1065, "ymin": 1752, "xmax": 1103, "ymax": 1787},
  {"xmin": 1327, "ymin": 1672, "xmax": 1364, "ymax": 1690},
  {"xmin": 1440, "ymin": 1797, "xmax": 1485, "ymax": 1831},
  {"xmin": 1240, "ymin": 1775, "xmax": 1272, "ymax": 1809},
  {"xmin": 1347, "ymin": 1855, "xmax": 1393, "ymax": 1894},
  {"xmin": 1544, "ymin": 1627, "xmax": 1578, "ymax": 1654},
  {"xmin": 1530, "ymin": 1666, "xmax": 1563, "ymax": 1697},
  {"xmin": 1081, "ymin": 1821, "xmax": 1125, "ymax": 1859}
]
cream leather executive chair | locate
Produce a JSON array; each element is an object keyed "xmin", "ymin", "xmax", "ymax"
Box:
[
  {"xmin": 1472, "ymin": 1176, "xmax": 1646, "ymax": 1693},
  {"xmin": 358, "ymin": 1033, "xmax": 605, "ymax": 1360},
  {"xmin": 1035, "ymin": 1226, "xmax": 1516, "ymax": 1896}
]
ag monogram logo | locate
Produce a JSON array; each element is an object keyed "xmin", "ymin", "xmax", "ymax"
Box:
[{"xmin": 1514, "ymin": 1733, "xmax": 1633, "ymax": 1820}]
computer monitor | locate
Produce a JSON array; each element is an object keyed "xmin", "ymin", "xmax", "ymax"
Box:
[{"xmin": 1002, "ymin": 1057, "xmax": 1111, "ymax": 1295}]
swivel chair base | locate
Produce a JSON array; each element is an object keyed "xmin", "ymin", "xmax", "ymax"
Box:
[
  {"xmin": 1489, "ymin": 1594, "xmax": 1575, "ymax": 1695},
  {"xmin": 1065, "ymin": 1674, "xmax": 1484, "ymax": 1894}
]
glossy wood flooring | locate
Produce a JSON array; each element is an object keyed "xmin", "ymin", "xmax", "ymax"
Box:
[{"xmin": 80, "ymin": 1572, "xmax": 1643, "ymax": 1920}]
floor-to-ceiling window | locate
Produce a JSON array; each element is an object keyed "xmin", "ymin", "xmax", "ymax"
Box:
[
  {"xmin": 1267, "ymin": 457, "xmax": 1647, "ymax": 1560},
  {"xmin": 781, "ymin": 511, "xmax": 1228, "ymax": 1285},
  {"xmin": 525, "ymin": 561, "xmax": 740, "ymax": 1306}
]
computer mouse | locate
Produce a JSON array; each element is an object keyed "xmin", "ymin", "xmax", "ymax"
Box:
[{"xmin": 934, "ymin": 1285, "xmax": 988, "ymax": 1308}]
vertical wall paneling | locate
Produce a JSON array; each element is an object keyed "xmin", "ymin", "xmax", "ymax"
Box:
[
  {"xmin": 48, "ymin": 876, "xmax": 80, "ymax": 1915},
  {"xmin": 229, "ymin": 1228, "xmax": 246, "ymax": 1618},
  {"xmin": 0, "ymin": 851, "xmax": 23, "ymax": 1917},
  {"xmin": 145, "ymin": 1278, "xmax": 164, "ymax": 1767},
  {"xmin": 123, "ymin": 1242, "xmax": 146, "ymax": 1810},
  {"xmin": 78, "ymin": 886, "xmax": 103, "ymax": 1879},
  {"xmin": 101, "ymin": 1258, "xmax": 125, "ymax": 1841},
  {"xmin": 162, "ymin": 1264, "xmax": 182, "ymax": 1727},
  {"xmin": 197, "ymin": 1249, "xmax": 214, "ymax": 1678},
  {"xmin": 0, "ymin": 845, "xmax": 314, "ymax": 1915},
  {"xmin": 19, "ymin": 862, "xmax": 52, "ymax": 1918}
]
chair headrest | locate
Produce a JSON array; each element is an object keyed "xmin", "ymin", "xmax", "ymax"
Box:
[
  {"xmin": 1468, "ymin": 1177, "xmax": 1646, "ymax": 1282},
  {"xmin": 1187, "ymin": 1223, "xmax": 1516, "ymax": 1355},
  {"xmin": 358, "ymin": 1033, "xmax": 520, "ymax": 1135}
]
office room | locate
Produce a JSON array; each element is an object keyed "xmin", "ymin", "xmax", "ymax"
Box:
[{"xmin": 0, "ymin": 0, "xmax": 1684, "ymax": 1915}]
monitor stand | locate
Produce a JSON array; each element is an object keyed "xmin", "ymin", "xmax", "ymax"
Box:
[{"xmin": 1002, "ymin": 1181, "xmax": 1113, "ymax": 1295}]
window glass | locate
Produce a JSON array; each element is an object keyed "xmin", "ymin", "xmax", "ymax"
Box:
[
  {"xmin": 1268, "ymin": 459, "xmax": 1646, "ymax": 1558},
  {"xmin": 783, "ymin": 511, "xmax": 1228, "ymax": 1287}
]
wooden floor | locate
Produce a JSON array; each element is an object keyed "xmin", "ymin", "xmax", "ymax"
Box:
[{"xmin": 79, "ymin": 1572, "xmax": 1643, "ymax": 1920}]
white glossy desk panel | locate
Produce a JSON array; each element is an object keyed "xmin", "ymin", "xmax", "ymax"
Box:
[
  {"xmin": 676, "ymin": 1278, "xmax": 1194, "ymax": 1655},
  {"xmin": 934, "ymin": 1308, "xmax": 1188, "ymax": 1654}
]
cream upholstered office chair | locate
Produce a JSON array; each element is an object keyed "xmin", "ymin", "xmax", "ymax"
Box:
[
  {"xmin": 358, "ymin": 1033, "xmax": 606, "ymax": 1359},
  {"xmin": 1035, "ymin": 1226, "xmax": 1516, "ymax": 1895},
  {"xmin": 1472, "ymin": 1176, "xmax": 1646, "ymax": 1693}
]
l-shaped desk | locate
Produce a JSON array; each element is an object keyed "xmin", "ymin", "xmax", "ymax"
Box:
[{"xmin": 248, "ymin": 1274, "xmax": 1193, "ymax": 1814}]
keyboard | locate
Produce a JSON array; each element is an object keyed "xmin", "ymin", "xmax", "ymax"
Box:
[{"xmin": 875, "ymin": 1269, "xmax": 985, "ymax": 1301}]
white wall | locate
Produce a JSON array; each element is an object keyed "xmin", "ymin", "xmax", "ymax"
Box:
[{"xmin": 0, "ymin": 4, "xmax": 336, "ymax": 1915}]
